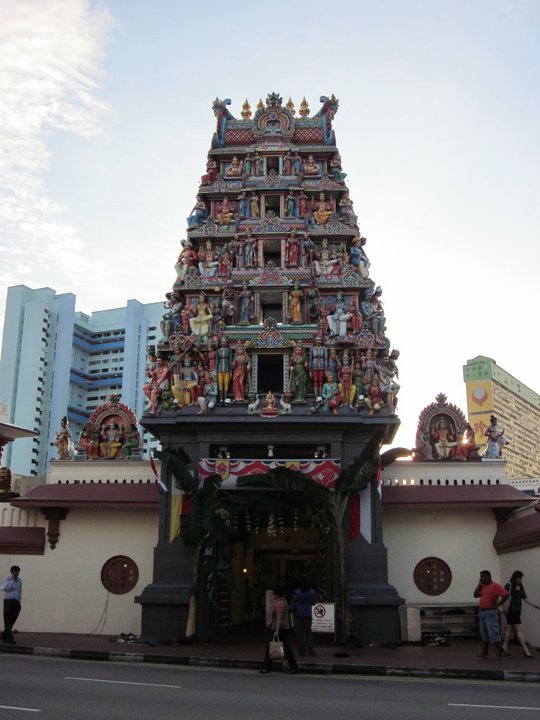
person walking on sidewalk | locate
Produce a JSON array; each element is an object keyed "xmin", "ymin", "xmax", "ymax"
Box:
[
  {"xmin": 260, "ymin": 587, "xmax": 299, "ymax": 674},
  {"xmin": 293, "ymin": 577, "xmax": 317, "ymax": 657},
  {"xmin": 473, "ymin": 569, "xmax": 509, "ymax": 658},
  {"xmin": 1, "ymin": 565, "xmax": 22, "ymax": 644},
  {"xmin": 501, "ymin": 570, "xmax": 539, "ymax": 658}
]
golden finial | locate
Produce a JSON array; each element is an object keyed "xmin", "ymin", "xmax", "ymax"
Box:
[
  {"xmin": 286, "ymin": 97, "xmax": 296, "ymax": 115},
  {"xmin": 299, "ymin": 97, "xmax": 310, "ymax": 117},
  {"xmin": 257, "ymin": 98, "xmax": 264, "ymax": 110},
  {"xmin": 241, "ymin": 99, "xmax": 252, "ymax": 119}
]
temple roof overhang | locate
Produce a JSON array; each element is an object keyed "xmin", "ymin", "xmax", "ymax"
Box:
[
  {"xmin": 10, "ymin": 482, "xmax": 159, "ymax": 509},
  {"xmin": 0, "ymin": 421, "xmax": 38, "ymax": 443},
  {"xmin": 382, "ymin": 484, "xmax": 532, "ymax": 510}
]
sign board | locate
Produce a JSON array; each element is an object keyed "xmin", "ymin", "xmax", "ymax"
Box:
[{"xmin": 312, "ymin": 603, "xmax": 335, "ymax": 633}]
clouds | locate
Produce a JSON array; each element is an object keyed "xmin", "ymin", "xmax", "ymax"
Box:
[{"xmin": 0, "ymin": 0, "xmax": 113, "ymax": 324}]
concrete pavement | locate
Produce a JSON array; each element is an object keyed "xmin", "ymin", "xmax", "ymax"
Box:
[{"xmin": 1, "ymin": 632, "xmax": 539, "ymax": 683}]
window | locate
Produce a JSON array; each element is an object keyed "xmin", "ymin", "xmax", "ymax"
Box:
[
  {"xmin": 101, "ymin": 556, "xmax": 139, "ymax": 594},
  {"xmin": 414, "ymin": 557, "xmax": 452, "ymax": 596}
]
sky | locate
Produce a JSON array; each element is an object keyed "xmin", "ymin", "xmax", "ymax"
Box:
[{"xmin": 1, "ymin": 0, "xmax": 539, "ymax": 450}]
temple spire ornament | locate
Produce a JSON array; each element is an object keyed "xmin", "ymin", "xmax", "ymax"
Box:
[
  {"xmin": 241, "ymin": 99, "xmax": 252, "ymax": 119},
  {"xmin": 286, "ymin": 97, "xmax": 296, "ymax": 115},
  {"xmin": 299, "ymin": 96, "xmax": 310, "ymax": 117}
]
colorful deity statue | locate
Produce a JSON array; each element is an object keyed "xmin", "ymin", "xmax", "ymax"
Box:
[
  {"xmin": 189, "ymin": 293, "xmax": 213, "ymax": 337},
  {"xmin": 303, "ymin": 154, "xmax": 320, "ymax": 175},
  {"xmin": 51, "ymin": 416, "xmax": 74, "ymax": 460},
  {"xmin": 309, "ymin": 336, "xmax": 328, "ymax": 398},
  {"xmin": 313, "ymin": 193, "xmax": 333, "ymax": 225},
  {"xmin": 289, "ymin": 283, "xmax": 303, "ymax": 323},
  {"xmin": 232, "ymin": 342, "xmax": 250, "ymax": 402},
  {"xmin": 143, "ymin": 356, "xmax": 171, "ymax": 415},
  {"xmin": 289, "ymin": 346, "xmax": 308, "ymax": 402},
  {"xmin": 198, "ymin": 240, "xmax": 219, "ymax": 277},
  {"xmin": 286, "ymin": 231, "xmax": 300, "ymax": 267},
  {"xmin": 217, "ymin": 337, "xmax": 233, "ymax": 402},
  {"xmin": 217, "ymin": 196, "xmax": 235, "ymax": 224},
  {"xmin": 187, "ymin": 195, "xmax": 206, "ymax": 228},
  {"xmin": 225, "ymin": 156, "xmax": 243, "ymax": 177},
  {"xmin": 238, "ymin": 282, "xmax": 253, "ymax": 324}
]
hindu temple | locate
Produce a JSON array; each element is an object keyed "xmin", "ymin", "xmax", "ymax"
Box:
[{"xmin": 138, "ymin": 93, "xmax": 403, "ymax": 643}]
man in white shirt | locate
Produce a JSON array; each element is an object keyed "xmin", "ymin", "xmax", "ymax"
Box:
[{"xmin": 2, "ymin": 565, "xmax": 22, "ymax": 644}]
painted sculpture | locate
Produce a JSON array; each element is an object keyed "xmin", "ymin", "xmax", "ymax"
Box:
[{"xmin": 143, "ymin": 92, "xmax": 399, "ymax": 417}]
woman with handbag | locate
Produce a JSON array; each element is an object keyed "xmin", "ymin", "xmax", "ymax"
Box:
[
  {"xmin": 501, "ymin": 571, "xmax": 539, "ymax": 658},
  {"xmin": 259, "ymin": 587, "xmax": 299, "ymax": 674}
]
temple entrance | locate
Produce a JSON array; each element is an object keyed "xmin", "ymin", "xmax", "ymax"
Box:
[{"xmin": 257, "ymin": 353, "xmax": 285, "ymax": 394}]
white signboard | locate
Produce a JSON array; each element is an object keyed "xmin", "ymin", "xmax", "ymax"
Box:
[{"xmin": 312, "ymin": 603, "xmax": 335, "ymax": 633}]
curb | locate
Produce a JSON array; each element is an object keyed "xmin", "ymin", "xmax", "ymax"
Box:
[{"xmin": 1, "ymin": 644, "xmax": 539, "ymax": 684}]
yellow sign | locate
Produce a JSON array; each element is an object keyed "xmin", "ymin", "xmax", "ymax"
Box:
[{"xmin": 466, "ymin": 381, "xmax": 493, "ymax": 413}]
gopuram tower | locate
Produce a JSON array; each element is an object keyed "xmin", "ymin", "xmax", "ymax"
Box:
[{"xmin": 138, "ymin": 93, "xmax": 403, "ymax": 643}]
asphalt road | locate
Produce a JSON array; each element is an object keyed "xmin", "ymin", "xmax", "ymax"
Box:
[{"xmin": 0, "ymin": 656, "xmax": 539, "ymax": 719}]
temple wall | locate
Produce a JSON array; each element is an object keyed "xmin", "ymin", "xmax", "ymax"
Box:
[
  {"xmin": 4, "ymin": 508, "xmax": 157, "ymax": 634},
  {"xmin": 384, "ymin": 507, "xmax": 499, "ymax": 604}
]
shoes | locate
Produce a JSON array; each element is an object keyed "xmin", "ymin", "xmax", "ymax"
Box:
[
  {"xmin": 259, "ymin": 668, "xmax": 271, "ymax": 674},
  {"xmin": 287, "ymin": 668, "xmax": 299, "ymax": 674},
  {"xmin": 501, "ymin": 649, "xmax": 511, "ymax": 656},
  {"xmin": 523, "ymin": 652, "xmax": 534, "ymax": 659}
]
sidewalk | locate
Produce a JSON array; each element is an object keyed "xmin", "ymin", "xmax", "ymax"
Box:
[{"xmin": 1, "ymin": 633, "xmax": 539, "ymax": 683}]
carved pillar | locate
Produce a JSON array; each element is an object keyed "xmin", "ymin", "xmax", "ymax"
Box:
[{"xmin": 41, "ymin": 507, "xmax": 69, "ymax": 549}]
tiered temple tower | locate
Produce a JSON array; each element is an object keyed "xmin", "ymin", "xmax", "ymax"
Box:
[{"xmin": 138, "ymin": 93, "xmax": 403, "ymax": 643}]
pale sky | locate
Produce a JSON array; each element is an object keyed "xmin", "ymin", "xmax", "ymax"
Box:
[{"xmin": 1, "ymin": 0, "xmax": 539, "ymax": 450}]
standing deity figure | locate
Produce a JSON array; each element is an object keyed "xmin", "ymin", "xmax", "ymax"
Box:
[
  {"xmin": 305, "ymin": 281, "xmax": 320, "ymax": 324},
  {"xmin": 360, "ymin": 288, "xmax": 385, "ymax": 341},
  {"xmin": 187, "ymin": 195, "xmax": 206, "ymax": 228},
  {"xmin": 175, "ymin": 239, "xmax": 198, "ymax": 282},
  {"xmin": 329, "ymin": 153, "xmax": 345, "ymax": 183},
  {"xmin": 51, "ymin": 416, "xmax": 74, "ymax": 460},
  {"xmin": 189, "ymin": 293, "xmax": 213, "ymax": 337},
  {"xmin": 225, "ymin": 156, "xmax": 243, "ymax": 177},
  {"xmin": 227, "ymin": 234, "xmax": 243, "ymax": 269},
  {"xmin": 350, "ymin": 236, "xmax": 370, "ymax": 278},
  {"xmin": 201, "ymin": 156, "xmax": 218, "ymax": 185},
  {"xmin": 309, "ymin": 336, "xmax": 329, "ymax": 398},
  {"xmin": 298, "ymin": 191, "xmax": 308, "ymax": 218},
  {"xmin": 232, "ymin": 343, "xmax": 251, "ymax": 402},
  {"xmin": 347, "ymin": 300, "xmax": 363, "ymax": 334},
  {"xmin": 352, "ymin": 361, "xmax": 366, "ymax": 409},
  {"xmin": 237, "ymin": 192, "xmax": 248, "ymax": 218},
  {"xmin": 301, "ymin": 232, "xmax": 315, "ymax": 267},
  {"xmin": 289, "ymin": 346, "xmax": 308, "ymax": 403},
  {"xmin": 286, "ymin": 231, "xmax": 300, "ymax": 267},
  {"xmin": 285, "ymin": 190, "xmax": 296, "ymax": 218},
  {"xmin": 377, "ymin": 355, "xmax": 400, "ymax": 414},
  {"xmin": 143, "ymin": 357, "xmax": 171, "ymax": 415},
  {"xmin": 289, "ymin": 283, "xmax": 303, "ymax": 323},
  {"xmin": 243, "ymin": 232, "xmax": 257, "ymax": 268},
  {"xmin": 361, "ymin": 348, "xmax": 377, "ymax": 384},
  {"xmin": 253, "ymin": 153, "xmax": 263, "ymax": 175},
  {"xmin": 339, "ymin": 355, "xmax": 356, "ymax": 409},
  {"xmin": 244, "ymin": 153, "xmax": 253, "ymax": 176},
  {"xmin": 484, "ymin": 415, "xmax": 508, "ymax": 458},
  {"xmin": 454, "ymin": 424, "xmax": 476, "ymax": 461},
  {"xmin": 218, "ymin": 249, "xmax": 232, "ymax": 280},
  {"xmin": 292, "ymin": 151, "xmax": 302, "ymax": 174},
  {"xmin": 303, "ymin": 154, "xmax": 320, "ymax": 175},
  {"xmin": 238, "ymin": 282, "xmax": 253, "ymax": 324},
  {"xmin": 339, "ymin": 191, "xmax": 357, "ymax": 225},
  {"xmin": 217, "ymin": 338, "xmax": 233, "ymax": 402},
  {"xmin": 327, "ymin": 292, "xmax": 351, "ymax": 338},
  {"xmin": 221, "ymin": 283, "xmax": 235, "ymax": 325},
  {"xmin": 313, "ymin": 193, "xmax": 333, "ymax": 225},
  {"xmin": 282, "ymin": 151, "xmax": 294, "ymax": 175},
  {"xmin": 250, "ymin": 192, "xmax": 260, "ymax": 218}
]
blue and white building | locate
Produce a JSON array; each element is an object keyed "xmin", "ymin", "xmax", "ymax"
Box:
[{"xmin": 0, "ymin": 285, "xmax": 163, "ymax": 475}]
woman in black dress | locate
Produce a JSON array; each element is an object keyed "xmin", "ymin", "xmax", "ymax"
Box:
[{"xmin": 501, "ymin": 571, "xmax": 539, "ymax": 658}]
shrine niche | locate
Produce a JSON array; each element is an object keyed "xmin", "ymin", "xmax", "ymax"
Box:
[
  {"xmin": 76, "ymin": 394, "xmax": 142, "ymax": 461},
  {"xmin": 413, "ymin": 393, "xmax": 480, "ymax": 462}
]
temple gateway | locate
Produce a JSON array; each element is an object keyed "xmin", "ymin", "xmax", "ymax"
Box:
[{"xmin": 138, "ymin": 93, "xmax": 404, "ymax": 643}]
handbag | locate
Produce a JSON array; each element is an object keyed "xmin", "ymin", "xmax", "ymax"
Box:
[{"xmin": 268, "ymin": 640, "xmax": 284, "ymax": 660}]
